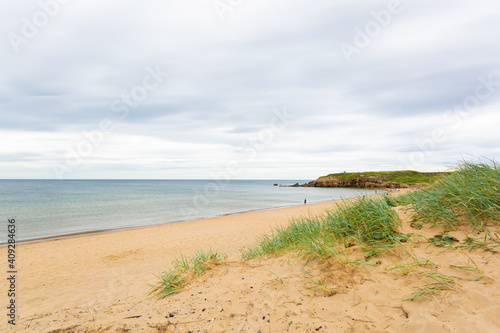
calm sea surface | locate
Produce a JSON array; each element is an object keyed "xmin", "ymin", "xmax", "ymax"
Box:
[{"xmin": 0, "ymin": 180, "xmax": 378, "ymax": 244}]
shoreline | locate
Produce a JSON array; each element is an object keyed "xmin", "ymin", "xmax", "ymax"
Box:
[
  {"xmin": 9, "ymin": 198, "xmax": 342, "ymax": 246},
  {"xmin": 1, "ymin": 193, "xmax": 379, "ymax": 247}
]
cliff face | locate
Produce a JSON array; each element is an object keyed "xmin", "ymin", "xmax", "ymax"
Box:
[{"xmin": 297, "ymin": 175, "xmax": 428, "ymax": 189}]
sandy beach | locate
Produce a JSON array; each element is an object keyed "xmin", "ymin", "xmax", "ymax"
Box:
[
  {"xmin": 1, "ymin": 200, "xmax": 341, "ymax": 331},
  {"xmin": 2, "ymin": 192, "xmax": 500, "ymax": 332}
]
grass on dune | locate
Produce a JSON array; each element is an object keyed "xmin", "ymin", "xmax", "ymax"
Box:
[
  {"xmin": 240, "ymin": 215, "xmax": 323, "ymax": 260},
  {"xmin": 462, "ymin": 230, "xmax": 500, "ymax": 251},
  {"xmin": 404, "ymin": 159, "xmax": 500, "ymax": 227},
  {"xmin": 323, "ymin": 196, "xmax": 400, "ymax": 243},
  {"xmin": 149, "ymin": 249, "xmax": 227, "ymax": 298},
  {"xmin": 241, "ymin": 196, "xmax": 401, "ymax": 262}
]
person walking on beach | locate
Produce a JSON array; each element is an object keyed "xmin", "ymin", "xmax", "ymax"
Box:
[{"xmin": 304, "ymin": 199, "xmax": 307, "ymax": 205}]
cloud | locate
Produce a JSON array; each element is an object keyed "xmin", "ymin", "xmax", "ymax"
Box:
[{"xmin": 1, "ymin": 0, "xmax": 500, "ymax": 179}]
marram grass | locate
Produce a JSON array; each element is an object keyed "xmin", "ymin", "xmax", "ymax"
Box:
[
  {"xmin": 150, "ymin": 249, "xmax": 227, "ymax": 299},
  {"xmin": 241, "ymin": 196, "xmax": 400, "ymax": 261},
  {"xmin": 405, "ymin": 159, "xmax": 500, "ymax": 227},
  {"xmin": 323, "ymin": 196, "xmax": 400, "ymax": 244}
]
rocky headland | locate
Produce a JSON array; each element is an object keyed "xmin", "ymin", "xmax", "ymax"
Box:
[{"xmin": 292, "ymin": 171, "xmax": 446, "ymax": 189}]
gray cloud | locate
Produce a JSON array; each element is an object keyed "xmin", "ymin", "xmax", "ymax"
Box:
[{"xmin": 1, "ymin": 0, "xmax": 500, "ymax": 179}]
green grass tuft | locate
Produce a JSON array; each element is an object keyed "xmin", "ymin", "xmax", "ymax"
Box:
[
  {"xmin": 323, "ymin": 196, "xmax": 400, "ymax": 244},
  {"xmin": 241, "ymin": 196, "xmax": 400, "ymax": 263},
  {"xmin": 150, "ymin": 249, "xmax": 227, "ymax": 299}
]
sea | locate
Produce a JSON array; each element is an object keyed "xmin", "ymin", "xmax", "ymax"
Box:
[{"xmin": 0, "ymin": 180, "xmax": 378, "ymax": 245}]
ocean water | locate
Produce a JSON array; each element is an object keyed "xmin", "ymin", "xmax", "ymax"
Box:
[{"xmin": 0, "ymin": 180, "xmax": 378, "ymax": 244}]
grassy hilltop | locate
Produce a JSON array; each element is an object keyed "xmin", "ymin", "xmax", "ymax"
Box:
[
  {"xmin": 299, "ymin": 170, "xmax": 451, "ymax": 189},
  {"xmin": 319, "ymin": 170, "xmax": 450, "ymax": 185}
]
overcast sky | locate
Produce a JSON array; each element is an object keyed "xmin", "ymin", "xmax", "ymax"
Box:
[{"xmin": 1, "ymin": 0, "xmax": 500, "ymax": 179}]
